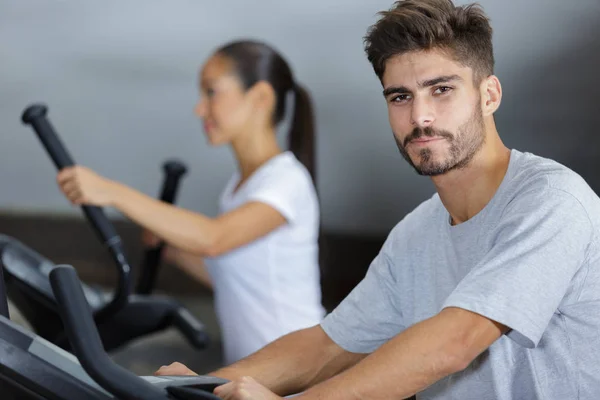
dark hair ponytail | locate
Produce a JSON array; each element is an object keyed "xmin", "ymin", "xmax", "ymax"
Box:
[
  {"xmin": 216, "ymin": 40, "xmax": 317, "ymax": 184},
  {"xmin": 289, "ymin": 83, "xmax": 316, "ymax": 184}
]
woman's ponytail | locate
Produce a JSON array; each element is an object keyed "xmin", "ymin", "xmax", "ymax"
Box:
[{"xmin": 289, "ymin": 83, "xmax": 316, "ymax": 185}]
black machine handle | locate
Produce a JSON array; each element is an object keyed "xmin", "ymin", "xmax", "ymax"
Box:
[
  {"xmin": 172, "ymin": 307, "xmax": 210, "ymax": 349},
  {"xmin": 161, "ymin": 161, "xmax": 188, "ymax": 203},
  {"xmin": 135, "ymin": 160, "xmax": 188, "ymax": 294},
  {"xmin": 0, "ymin": 257, "xmax": 10, "ymax": 319},
  {"xmin": 50, "ymin": 265, "xmax": 219, "ymax": 400},
  {"xmin": 167, "ymin": 386, "xmax": 221, "ymax": 400},
  {"xmin": 21, "ymin": 104, "xmax": 119, "ymax": 246},
  {"xmin": 49, "ymin": 265, "xmax": 167, "ymax": 400},
  {"xmin": 21, "ymin": 103, "xmax": 132, "ymax": 323}
]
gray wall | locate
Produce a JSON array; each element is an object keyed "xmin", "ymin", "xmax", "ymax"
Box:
[{"xmin": 1, "ymin": 0, "xmax": 599, "ymax": 235}]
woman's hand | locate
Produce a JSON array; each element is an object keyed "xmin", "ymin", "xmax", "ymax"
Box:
[
  {"xmin": 56, "ymin": 166, "xmax": 119, "ymax": 207},
  {"xmin": 141, "ymin": 229, "xmax": 162, "ymax": 248}
]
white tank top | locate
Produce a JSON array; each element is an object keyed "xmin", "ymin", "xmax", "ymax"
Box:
[{"xmin": 205, "ymin": 151, "xmax": 325, "ymax": 364}]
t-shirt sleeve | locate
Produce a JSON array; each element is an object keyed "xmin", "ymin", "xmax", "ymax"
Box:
[
  {"xmin": 320, "ymin": 234, "xmax": 406, "ymax": 353},
  {"xmin": 245, "ymin": 167, "xmax": 309, "ymax": 224},
  {"xmin": 443, "ymin": 186, "xmax": 593, "ymax": 348}
]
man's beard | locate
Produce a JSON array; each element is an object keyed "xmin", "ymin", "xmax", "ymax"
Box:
[{"xmin": 395, "ymin": 104, "xmax": 485, "ymax": 176}]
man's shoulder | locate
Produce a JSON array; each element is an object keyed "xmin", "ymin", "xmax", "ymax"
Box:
[
  {"xmin": 513, "ymin": 150, "xmax": 575, "ymax": 180},
  {"xmin": 508, "ymin": 150, "xmax": 596, "ymax": 205}
]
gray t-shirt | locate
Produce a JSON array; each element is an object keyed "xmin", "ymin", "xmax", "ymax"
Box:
[{"xmin": 321, "ymin": 149, "xmax": 600, "ymax": 399}]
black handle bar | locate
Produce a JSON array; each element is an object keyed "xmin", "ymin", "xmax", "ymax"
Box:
[
  {"xmin": 135, "ymin": 160, "xmax": 188, "ymax": 294},
  {"xmin": 21, "ymin": 103, "xmax": 132, "ymax": 323}
]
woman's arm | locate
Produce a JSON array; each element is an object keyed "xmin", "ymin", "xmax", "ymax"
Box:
[
  {"xmin": 163, "ymin": 246, "xmax": 213, "ymax": 289},
  {"xmin": 57, "ymin": 166, "xmax": 287, "ymax": 256}
]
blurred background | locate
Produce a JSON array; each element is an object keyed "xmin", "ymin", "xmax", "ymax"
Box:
[{"xmin": 1, "ymin": 0, "xmax": 599, "ymax": 377}]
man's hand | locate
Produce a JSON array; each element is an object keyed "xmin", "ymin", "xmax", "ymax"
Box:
[
  {"xmin": 214, "ymin": 377, "xmax": 283, "ymax": 400},
  {"xmin": 154, "ymin": 362, "xmax": 198, "ymax": 376},
  {"xmin": 57, "ymin": 166, "xmax": 119, "ymax": 207},
  {"xmin": 155, "ymin": 365, "xmax": 283, "ymax": 399}
]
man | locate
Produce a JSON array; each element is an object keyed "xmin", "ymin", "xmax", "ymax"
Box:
[{"xmin": 157, "ymin": 0, "xmax": 600, "ymax": 398}]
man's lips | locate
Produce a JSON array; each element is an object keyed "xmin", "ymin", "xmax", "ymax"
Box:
[{"xmin": 407, "ymin": 137, "xmax": 445, "ymax": 146}]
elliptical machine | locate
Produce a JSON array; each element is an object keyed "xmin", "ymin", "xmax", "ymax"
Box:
[
  {"xmin": 2, "ymin": 103, "xmax": 208, "ymax": 353},
  {"xmin": 0, "ymin": 242, "xmax": 228, "ymax": 399}
]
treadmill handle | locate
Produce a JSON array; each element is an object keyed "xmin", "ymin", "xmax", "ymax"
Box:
[
  {"xmin": 135, "ymin": 159, "xmax": 188, "ymax": 295},
  {"xmin": 49, "ymin": 265, "xmax": 167, "ymax": 400},
  {"xmin": 167, "ymin": 386, "xmax": 221, "ymax": 400},
  {"xmin": 21, "ymin": 104, "xmax": 122, "ymax": 250},
  {"xmin": 21, "ymin": 103, "xmax": 132, "ymax": 324}
]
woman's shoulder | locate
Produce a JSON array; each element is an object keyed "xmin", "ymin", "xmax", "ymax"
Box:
[{"xmin": 251, "ymin": 151, "xmax": 315, "ymax": 192}]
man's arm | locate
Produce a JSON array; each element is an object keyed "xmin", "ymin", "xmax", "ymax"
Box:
[
  {"xmin": 212, "ymin": 325, "xmax": 366, "ymax": 396},
  {"xmin": 156, "ymin": 325, "xmax": 366, "ymax": 396},
  {"xmin": 291, "ymin": 307, "xmax": 507, "ymax": 399}
]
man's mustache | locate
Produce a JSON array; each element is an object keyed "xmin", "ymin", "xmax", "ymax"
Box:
[{"xmin": 403, "ymin": 127, "xmax": 454, "ymax": 147}]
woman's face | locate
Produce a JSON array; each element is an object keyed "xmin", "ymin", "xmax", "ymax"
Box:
[{"xmin": 194, "ymin": 55, "xmax": 254, "ymax": 146}]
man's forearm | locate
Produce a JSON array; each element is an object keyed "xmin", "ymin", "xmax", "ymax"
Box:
[
  {"xmin": 295, "ymin": 308, "xmax": 504, "ymax": 400},
  {"xmin": 209, "ymin": 325, "xmax": 366, "ymax": 396}
]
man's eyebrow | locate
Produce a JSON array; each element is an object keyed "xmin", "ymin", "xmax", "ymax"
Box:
[
  {"xmin": 383, "ymin": 86, "xmax": 411, "ymax": 97},
  {"xmin": 419, "ymin": 74, "xmax": 463, "ymax": 88},
  {"xmin": 382, "ymin": 74, "xmax": 463, "ymax": 97}
]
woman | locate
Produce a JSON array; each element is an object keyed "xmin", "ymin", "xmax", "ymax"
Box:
[{"xmin": 56, "ymin": 40, "xmax": 325, "ymax": 364}]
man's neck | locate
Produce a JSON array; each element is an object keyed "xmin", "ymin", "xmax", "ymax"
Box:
[{"xmin": 432, "ymin": 138, "xmax": 511, "ymax": 225}]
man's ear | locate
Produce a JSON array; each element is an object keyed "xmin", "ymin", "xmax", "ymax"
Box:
[{"xmin": 481, "ymin": 75, "xmax": 502, "ymax": 116}]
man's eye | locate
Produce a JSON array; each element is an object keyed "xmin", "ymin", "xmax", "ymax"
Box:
[
  {"xmin": 434, "ymin": 86, "xmax": 453, "ymax": 95},
  {"xmin": 391, "ymin": 94, "xmax": 411, "ymax": 103}
]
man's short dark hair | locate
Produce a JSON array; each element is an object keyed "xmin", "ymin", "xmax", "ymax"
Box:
[{"xmin": 365, "ymin": 0, "xmax": 494, "ymax": 84}]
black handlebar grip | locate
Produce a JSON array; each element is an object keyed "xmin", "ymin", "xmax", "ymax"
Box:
[
  {"xmin": 135, "ymin": 160, "xmax": 188, "ymax": 295},
  {"xmin": 21, "ymin": 103, "xmax": 120, "ymax": 248},
  {"xmin": 22, "ymin": 103, "xmax": 132, "ymax": 324},
  {"xmin": 0, "ymin": 258, "xmax": 10, "ymax": 319},
  {"xmin": 22, "ymin": 104, "xmax": 75, "ymax": 169},
  {"xmin": 49, "ymin": 265, "xmax": 166, "ymax": 400},
  {"xmin": 160, "ymin": 160, "xmax": 188, "ymax": 203},
  {"xmin": 167, "ymin": 386, "xmax": 222, "ymax": 400}
]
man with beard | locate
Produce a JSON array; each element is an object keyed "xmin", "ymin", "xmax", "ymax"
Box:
[{"xmin": 156, "ymin": 0, "xmax": 600, "ymax": 398}]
